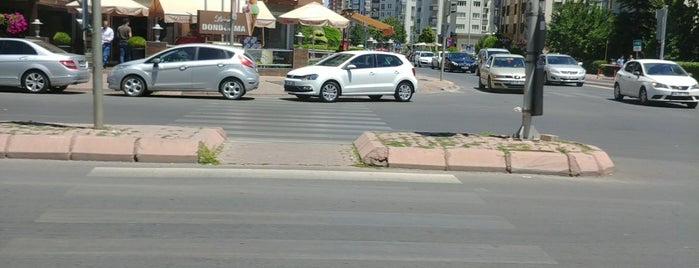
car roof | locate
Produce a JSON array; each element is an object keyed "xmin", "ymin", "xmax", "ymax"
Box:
[
  {"xmin": 491, "ymin": 54, "xmax": 524, "ymax": 58},
  {"xmin": 630, "ymin": 59, "xmax": 678, "ymax": 64},
  {"xmin": 174, "ymin": 43, "xmax": 245, "ymax": 52},
  {"xmin": 482, "ymin": 48, "xmax": 509, "ymax": 52}
]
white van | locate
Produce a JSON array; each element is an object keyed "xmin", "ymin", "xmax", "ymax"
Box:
[{"xmin": 477, "ymin": 48, "xmax": 510, "ymax": 76}]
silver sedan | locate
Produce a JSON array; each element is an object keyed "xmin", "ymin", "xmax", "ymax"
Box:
[
  {"xmin": 0, "ymin": 38, "xmax": 89, "ymax": 93},
  {"xmin": 107, "ymin": 44, "xmax": 259, "ymax": 100}
]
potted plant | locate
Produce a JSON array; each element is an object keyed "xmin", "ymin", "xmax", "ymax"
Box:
[
  {"xmin": 52, "ymin": 32, "xmax": 71, "ymax": 52},
  {"xmin": 128, "ymin": 36, "xmax": 146, "ymax": 59}
]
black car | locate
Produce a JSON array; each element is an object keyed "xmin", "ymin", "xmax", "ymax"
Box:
[{"xmin": 443, "ymin": 52, "xmax": 476, "ymax": 73}]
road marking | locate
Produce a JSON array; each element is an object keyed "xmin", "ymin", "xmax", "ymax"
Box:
[
  {"xmin": 87, "ymin": 167, "xmax": 462, "ymax": 184},
  {"xmin": 37, "ymin": 209, "xmax": 513, "ymax": 229},
  {"xmin": 2, "ymin": 238, "xmax": 556, "ymax": 264}
]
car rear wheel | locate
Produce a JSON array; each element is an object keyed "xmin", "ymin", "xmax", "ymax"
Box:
[
  {"xmin": 121, "ymin": 75, "xmax": 147, "ymax": 97},
  {"xmin": 613, "ymin": 84, "xmax": 624, "ymax": 101},
  {"xmin": 543, "ymin": 72, "xmax": 550, "ymax": 85},
  {"xmin": 394, "ymin": 82, "xmax": 413, "ymax": 102},
  {"xmin": 219, "ymin": 78, "xmax": 245, "ymax": 100},
  {"xmin": 639, "ymin": 88, "xmax": 649, "ymax": 105},
  {"xmin": 488, "ymin": 77, "xmax": 494, "ymax": 90},
  {"xmin": 369, "ymin": 95, "xmax": 382, "ymax": 100},
  {"xmin": 576, "ymin": 82, "xmax": 583, "ymax": 87},
  {"xmin": 22, "ymin": 70, "xmax": 49, "ymax": 93},
  {"xmin": 320, "ymin": 81, "xmax": 340, "ymax": 102}
]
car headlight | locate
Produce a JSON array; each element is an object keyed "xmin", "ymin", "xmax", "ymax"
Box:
[
  {"xmin": 301, "ymin": 74, "xmax": 318, "ymax": 80},
  {"xmin": 690, "ymin": 83, "xmax": 699, "ymax": 90},
  {"xmin": 651, "ymin": 82, "xmax": 669, "ymax": 89},
  {"xmin": 451, "ymin": 62, "xmax": 459, "ymax": 66}
]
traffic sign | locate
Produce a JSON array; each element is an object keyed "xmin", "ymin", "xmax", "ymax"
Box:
[{"xmin": 633, "ymin": 39, "xmax": 642, "ymax": 52}]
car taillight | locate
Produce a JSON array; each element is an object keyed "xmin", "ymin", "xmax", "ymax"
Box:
[
  {"xmin": 60, "ymin": 60, "xmax": 77, "ymax": 70},
  {"xmin": 412, "ymin": 67, "xmax": 416, "ymax": 76},
  {"xmin": 238, "ymin": 55, "xmax": 254, "ymax": 69}
]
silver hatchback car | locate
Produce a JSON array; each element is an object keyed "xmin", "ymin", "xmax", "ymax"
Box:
[
  {"xmin": 107, "ymin": 44, "xmax": 258, "ymax": 100},
  {"xmin": 0, "ymin": 38, "xmax": 89, "ymax": 93}
]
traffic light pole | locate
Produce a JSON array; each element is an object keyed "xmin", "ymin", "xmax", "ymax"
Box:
[
  {"xmin": 515, "ymin": 0, "xmax": 546, "ymax": 140},
  {"xmin": 91, "ymin": 0, "xmax": 103, "ymax": 128}
]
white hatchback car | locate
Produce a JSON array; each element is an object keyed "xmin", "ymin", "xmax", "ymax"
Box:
[
  {"xmin": 284, "ymin": 51, "xmax": 418, "ymax": 102},
  {"xmin": 614, "ymin": 59, "xmax": 699, "ymax": 108}
]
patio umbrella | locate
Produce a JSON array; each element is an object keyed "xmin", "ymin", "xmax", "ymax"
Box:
[
  {"xmin": 66, "ymin": 0, "xmax": 149, "ymax": 16},
  {"xmin": 278, "ymin": 2, "xmax": 349, "ymax": 28}
]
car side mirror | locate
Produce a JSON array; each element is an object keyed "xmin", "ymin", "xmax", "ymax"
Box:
[
  {"xmin": 578, "ymin": 62, "xmax": 583, "ymax": 66},
  {"xmin": 484, "ymin": 64, "xmax": 490, "ymax": 68},
  {"xmin": 152, "ymin": 58, "xmax": 161, "ymax": 65},
  {"xmin": 633, "ymin": 70, "xmax": 641, "ymax": 76},
  {"xmin": 345, "ymin": 64, "xmax": 357, "ymax": 70}
]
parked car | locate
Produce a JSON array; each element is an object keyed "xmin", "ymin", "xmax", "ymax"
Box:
[
  {"xmin": 0, "ymin": 38, "xmax": 89, "ymax": 93},
  {"xmin": 429, "ymin": 51, "xmax": 444, "ymax": 69},
  {"xmin": 478, "ymin": 54, "xmax": 526, "ymax": 91},
  {"xmin": 284, "ymin": 51, "xmax": 417, "ymax": 102},
  {"xmin": 539, "ymin": 53, "xmax": 586, "ymax": 86},
  {"xmin": 435, "ymin": 52, "xmax": 476, "ymax": 73},
  {"xmin": 415, "ymin": 51, "xmax": 434, "ymax": 67},
  {"xmin": 614, "ymin": 59, "xmax": 699, "ymax": 108},
  {"xmin": 476, "ymin": 48, "xmax": 510, "ymax": 76},
  {"xmin": 107, "ymin": 43, "xmax": 258, "ymax": 100}
]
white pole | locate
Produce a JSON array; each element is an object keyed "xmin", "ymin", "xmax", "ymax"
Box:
[{"xmin": 659, "ymin": 5, "xmax": 668, "ymax": 60}]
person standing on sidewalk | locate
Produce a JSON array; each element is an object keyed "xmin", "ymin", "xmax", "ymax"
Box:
[
  {"xmin": 117, "ymin": 19, "xmax": 132, "ymax": 63},
  {"xmin": 101, "ymin": 19, "xmax": 114, "ymax": 68}
]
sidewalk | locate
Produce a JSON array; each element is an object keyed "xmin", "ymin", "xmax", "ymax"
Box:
[{"xmin": 0, "ymin": 71, "xmax": 616, "ymax": 177}]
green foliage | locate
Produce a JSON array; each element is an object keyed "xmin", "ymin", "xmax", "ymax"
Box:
[
  {"xmin": 589, "ymin": 60, "xmax": 608, "ymax": 74},
  {"xmin": 661, "ymin": 0, "xmax": 699, "ymax": 61},
  {"xmin": 322, "ymin": 26, "xmax": 342, "ymax": 48},
  {"xmin": 446, "ymin": 46, "xmax": 459, "ymax": 52},
  {"xmin": 127, "ymin": 36, "xmax": 146, "ymax": 48},
  {"xmin": 298, "ymin": 26, "xmax": 341, "ymax": 50},
  {"xmin": 477, "ymin": 35, "xmax": 498, "ymax": 51},
  {"xmin": 547, "ymin": 2, "xmax": 613, "ymax": 62},
  {"xmin": 197, "ymin": 142, "xmax": 223, "ymax": 165},
  {"xmin": 381, "ymin": 16, "xmax": 407, "ymax": 44},
  {"xmin": 417, "ymin": 27, "xmax": 435, "ymax": 43},
  {"xmin": 52, "ymin": 32, "xmax": 71, "ymax": 45},
  {"xmin": 678, "ymin": 62, "xmax": 699, "ymax": 78}
]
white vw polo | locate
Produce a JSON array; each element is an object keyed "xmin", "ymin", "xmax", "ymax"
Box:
[{"xmin": 284, "ymin": 51, "xmax": 418, "ymax": 102}]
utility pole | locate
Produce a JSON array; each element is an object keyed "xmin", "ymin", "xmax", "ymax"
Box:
[
  {"xmin": 440, "ymin": 0, "xmax": 457, "ymax": 81},
  {"xmin": 92, "ymin": 0, "xmax": 103, "ymax": 128},
  {"xmin": 656, "ymin": 5, "xmax": 668, "ymax": 59},
  {"xmin": 230, "ymin": 0, "xmax": 237, "ymax": 46},
  {"xmin": 515, "ymin": 0, "xmax": 546, "ymax": 140}
]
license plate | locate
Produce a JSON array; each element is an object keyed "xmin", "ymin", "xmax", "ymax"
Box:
[
  {"xmin": 461, "ymin": 66, "xmax": 469, "ymax": 70},
  {"xmin": 510, "ymin": 81, "xmax": 525, "ymax": 85},
  {"xmin": 284, "ymin": 81, "xmax": 294, "ymax": 86},
  {"xmin": 671, "ymin": 92, "xmax": 689, "ymax": 96}
]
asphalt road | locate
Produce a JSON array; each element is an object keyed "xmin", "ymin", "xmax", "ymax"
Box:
[
  {"xmin": 0, "ymin": 160, "xmax": 696, "ymax": 268},
  {"xmin": 1, "ymin": 69, "xmax": 698, "ymax": 267}
]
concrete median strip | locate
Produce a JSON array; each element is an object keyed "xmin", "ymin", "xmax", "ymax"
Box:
[
  {"xmin": 0, "ymin": 122, "xmax": 226, "ymax": 163},
  {"xmin": 354, "ymin": 131, "xmax": 615, "ymax": 177}
]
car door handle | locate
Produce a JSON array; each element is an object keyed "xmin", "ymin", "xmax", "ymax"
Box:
[
  {"xmin": 179, "ymin": 66, "xmax": 188, "ymax": 71},
  {"xmin": 217, "ymin": 63, "xmax": 225, "ymax": 67},
  {"xmin": 370, "ymin": 72, "xmax": 375, "ymax": 76},
  {"xmin": 394, "ymin": 70, "xmax": 400, "ymax": 74}
]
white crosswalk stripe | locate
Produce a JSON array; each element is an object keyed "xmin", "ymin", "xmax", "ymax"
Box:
[{"xmin": 173, "ymin": 98, "xmax": 391, "ymax": 142}]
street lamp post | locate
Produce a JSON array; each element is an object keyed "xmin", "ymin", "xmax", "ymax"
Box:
[
  {"xmin": 152, "ymin": 23, "xmax": 163, "ymax": 41},
  {"xmin": 295, "ymin": 32, "xmax": 304, "ymax": 47},
  {"xmin": 31, "ymin": 19, "xmax": 43, "ymax": 37}
]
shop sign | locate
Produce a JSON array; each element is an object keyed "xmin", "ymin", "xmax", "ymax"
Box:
[{"xmin": 198, "ymin": 10, "xmax": 251, "ymax": 36}]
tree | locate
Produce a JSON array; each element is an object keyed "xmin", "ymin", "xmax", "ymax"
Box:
[
  {"xmin": 417, "ymin": 27, "xmax": 436, "ymax": 43},
  {"xmin": 380, "ymin": 16, "xmax": 407, "ymax": 44},
  {"xmin": 612, "ymin": 0, "xmax": 663, "ymax": 59},
  {"xmin": 547, "ymin": 2, "xmax": 613, "ymax": 62},
  {"xmin": 476, "ymin": 35, "xmax": 498, "ymax": 51},
  {"xmin": 661, "ymin": 0, "xmax": 699, "ymax": 61}
]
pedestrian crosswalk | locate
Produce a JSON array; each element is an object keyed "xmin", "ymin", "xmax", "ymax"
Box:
[{"xmin": 174, "ymin": 98, "xmax": 392, "ymax": 143}]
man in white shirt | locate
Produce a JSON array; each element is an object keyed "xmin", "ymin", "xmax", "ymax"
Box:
[{"xmin": 101, "ymin": 19, "xmax": 114, "ymax": 68}]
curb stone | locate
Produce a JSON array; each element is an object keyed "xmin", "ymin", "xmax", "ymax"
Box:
[{"xmin": 353, "ymin": 131, "xmax": 615, "ymax": 177}]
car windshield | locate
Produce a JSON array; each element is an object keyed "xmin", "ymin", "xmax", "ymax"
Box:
[
  {"xmin": 547, "ymin": 56, "xmax": 577, "ymax": 65},
  {"xmin": 32, "ymin": 40, "xmax": 68, "ymax": 54},
  {"xmin": 643, "ymin": 63, "xmax": 688, "ymax": 76},
  {"xmin": 421, "ymin": 53, "xmax": 434, "ymax": 57},
  {"xmin": 448, "ymin": 53, "xmax": 471, "ymax": 60},
  {"xmin": 315, "ymin": 53, "xmax": 354, "ymax": 67},
  {"xmin": 492, "ymin": 57, "xmax": 525, "ymax": 68}
]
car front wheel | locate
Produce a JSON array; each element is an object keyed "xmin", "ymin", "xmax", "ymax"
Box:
[
  {"xmin": 613, "ymin": 84, "xmax": 624, "ymax": 101},
  {"xmin": 220, "ymin": 78, "xmax": 245, "ymax": 100},
  {"xmin": 639, "ymin": 88, "xmax": 649, "ymax": 105},
  {"xmin": 394, "ymin": 82, "xmax": 413, "ymax": 102},
  {"xmin": 121, "ymin": 75, "xmax": 147, "ymax": 97},
  {"xmin": 320, "ymin": 81, "xmax": 340, "ymax": 102},
  {"xmin": 687, "ymin": 102, "xmax": 697, "ymax": 109},
  {"xmin": 22, "ymin": 70, "xmax": 49, "ymax": 93}
]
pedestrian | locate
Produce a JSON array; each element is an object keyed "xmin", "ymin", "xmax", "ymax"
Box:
[
  {"xmin": 117, "ymin": 18, "xmax": 132, "ymax": 63},
  {"xmin": 101, "ymin": 19, "xmax": 114, "ymax": 68},
  {"xmin": 628, "ymin": 54, "xmax": 634, "ymax": 61},
  {"xmin": 616, "ymin": 55, "xmax": 624, "ymax": 66}
]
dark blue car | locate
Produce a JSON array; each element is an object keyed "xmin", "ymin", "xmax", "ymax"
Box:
[{"xmin": 443, "ymin": 52, "xmax": 476, "ymax": 73}]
